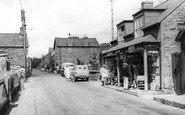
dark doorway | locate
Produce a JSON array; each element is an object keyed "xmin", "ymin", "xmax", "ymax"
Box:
[{"xmin": 172, "ymin": 42, "xmax": 185, "ymax": 94}]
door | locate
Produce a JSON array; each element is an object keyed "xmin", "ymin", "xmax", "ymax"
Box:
[
  {"xmin": 172, "ymin": 53, "xmax": 182, "ymax": 94},
  {"xmin": 172, "ymin": 52, "xmax": 185, "ymax": 94}
]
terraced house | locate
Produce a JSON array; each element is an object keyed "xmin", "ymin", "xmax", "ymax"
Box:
[
  {"xmin": 0, "ymin": 32, "xmax": 28, "ymax": 67},
  {"xmin": 54, "ymin": 36, "xmax": 100, "ymax": 68}
]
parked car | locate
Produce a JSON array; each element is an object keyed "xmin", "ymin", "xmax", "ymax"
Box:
[
  {"xmin": 0, "ymin": 78, "xmax": 10, "ymax": 115},
  {"xmin": 60, "ymin": 62, "xmax": 75, "ymax": 77},
  {"xmin": 71, "ymin": 65, "xmax": 89, "ymax": 82}
]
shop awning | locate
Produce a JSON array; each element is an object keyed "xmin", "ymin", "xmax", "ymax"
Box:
[{"xmin": 102, "ymin": 34, "xmax": 158, "ymax": 54}]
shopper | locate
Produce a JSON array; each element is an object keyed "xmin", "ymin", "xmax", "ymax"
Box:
[
  {"xmin": 132, "ymin": 64, "xmax": 138, "ymax": 89},
  {"xmin": 100, "ymin": 65, "xmax": 108, "ymax": 86},
  {"xmin": 122, "ymin": 62, "xmax": 129, "ymax": 89}
]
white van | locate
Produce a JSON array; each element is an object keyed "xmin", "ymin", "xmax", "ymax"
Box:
[{"xmin": 71, "ymin": 65, "xmax": 89, "ymax": 82}]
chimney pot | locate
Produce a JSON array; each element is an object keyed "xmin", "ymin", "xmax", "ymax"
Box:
[{"xmin": 141, "ymin": 1, "xmax": 153, "ymax": 9}]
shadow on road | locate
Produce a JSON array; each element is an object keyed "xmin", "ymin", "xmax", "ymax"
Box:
[{"xmin": 5, "ymin": 93, "xmax": 20, "ymax": 115}]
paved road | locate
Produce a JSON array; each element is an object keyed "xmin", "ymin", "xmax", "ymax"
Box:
[{"xmin": 6, "ymin": 69, "xmax": 185, "ymax": 115}]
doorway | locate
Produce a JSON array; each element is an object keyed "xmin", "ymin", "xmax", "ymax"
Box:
[{"xmin": 172, "ymin": 42, "xmax": 185, "ymax": 94}]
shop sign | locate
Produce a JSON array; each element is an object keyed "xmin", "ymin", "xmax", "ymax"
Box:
[
  {"xmin": 106, "ymin": 52, "xmax": 114, "ymax": 56},
  {"xmin": 115, "ymin": 50, "xmax": 120, "ymax": 54},
  {"xmin": 177, "ymin": 21, "xmax": 185, "ymax": 30},
  {"xmin": 145, "ymin": 44, "xmax": 158, "ymax": 51},
  {"xmin": 128, "ymin": 46, "xmax": 135, "ymax": 52}
]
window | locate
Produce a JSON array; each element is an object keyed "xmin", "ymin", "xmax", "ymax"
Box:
[
  {"xmin": 83, "ymin": 67, "xmax": 87, "ymax": 69},
  {"xmin": 134, "ymin": 16, "xmax": 144, "ymax": 38}
]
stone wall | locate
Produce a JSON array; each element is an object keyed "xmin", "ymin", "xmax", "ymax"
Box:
[
  {"xmin": 58, "ymin": 47, "xmax": 100, "ymax": 65},
  {"xmin": 55, "ymin": 46, "xmax": 60, "ymax": 66},
  {"xmin": 160, "ymin": 2, "xmax": 185, "ymax": 92},
  {"xmin": 0, "ymin": 48, "xmax": 26, "ymax": 67}
]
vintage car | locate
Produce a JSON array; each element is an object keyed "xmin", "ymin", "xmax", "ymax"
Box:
[
  {"xmin": 71, "ymin": 65, "xmax": 89, "ymax": 82},
  {"xmin": 60, "ymin": 62, "xmax": 75, "ymax": 77}
]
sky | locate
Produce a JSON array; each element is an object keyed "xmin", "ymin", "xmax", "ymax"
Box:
[{"xmin": 0, "ymin": 0, "xmax": 164, "ymax": 58}]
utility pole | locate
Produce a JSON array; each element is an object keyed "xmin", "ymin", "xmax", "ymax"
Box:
[
  {"xmin": 109, "ymin": 0, "xmax": 115, "ymax": 41},
  {"xmin": 21, "ymin": 9, "xmax": 27, "ymax": 80},
  {"xmin": 19, "ymin": 0, "xmax": 27, "ymax": 80}
]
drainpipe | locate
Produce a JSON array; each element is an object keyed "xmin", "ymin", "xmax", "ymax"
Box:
[{"xmin": 59, "ymin": 48, "xmax": 61, "ymax": 67}]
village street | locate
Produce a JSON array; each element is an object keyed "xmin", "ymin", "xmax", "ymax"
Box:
[{"xmin": 6, "ymin": 69, "xmax": 185, "ymax": 115}]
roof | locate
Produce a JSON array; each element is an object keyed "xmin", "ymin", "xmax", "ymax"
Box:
[
  {"xmin": 116, "ymin": 20, "xmax": 133, "ymax": 26},
  {"xmin": 0, "ymin": 33, "xmax": 28, "ymax": 48},
  {"xmin": 102, "ymin": 34, "xmax": 158, "ymax": 54},
  {"xmin": 132, "ymin": 9, "xmax": 165, "ymax": 17},
  {"xmin": 143, "ymin": 0, "xmax": 185, "ymax": 29},
  {"xmin": 54, "ymin": 37, "xmax": 100, "ymax": 47}
]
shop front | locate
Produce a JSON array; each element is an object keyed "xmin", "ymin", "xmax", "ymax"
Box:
[
  {"xmin": 122, "ymin": 43, "xmax": 161, "ymax": 90},
  {"xmin": 101, "ymin": 35, "xmax": 161, "ymax": 91}
]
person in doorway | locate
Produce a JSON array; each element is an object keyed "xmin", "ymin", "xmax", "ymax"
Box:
[
  {"xmin": 122, "ymin": 62, "xmax": 129, "ymax": 89},
  {"xmin": 128, "ymin": 62, "xmax": 134, "ymax": 88},
  {"xmin": 132, "ymin": 64, "xmax": 138, "ymax": 89},
  {"xmin": 100, "ymin": 65, "xmax": 108, "ymax": 86}
]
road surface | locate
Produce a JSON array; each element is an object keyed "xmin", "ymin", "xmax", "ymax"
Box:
[{"xmin": 6, "ymin": 69, "xmax": 185, "ymax": 115}]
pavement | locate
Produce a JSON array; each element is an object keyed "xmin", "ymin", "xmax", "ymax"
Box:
[{"xmin": 103, "ymin": 83, "xmax": 185, "ymax": 110}]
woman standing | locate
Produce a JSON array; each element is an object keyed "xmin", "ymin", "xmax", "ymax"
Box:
[{"xmin": 100, "ymin": 65, "xmax": 108, "ymax": 86}]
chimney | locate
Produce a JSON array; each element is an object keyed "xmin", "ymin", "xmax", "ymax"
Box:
[
  {"xmin": 141, "ymin": 1, "xmax": 153, "ymax": 9},
  {"xmin": 82, "ymin": 35, "xmax": 88, "ymax": 39},
  {"xmin": 20, "ymin": 26, "xmax": 24, "ymax": 36}
]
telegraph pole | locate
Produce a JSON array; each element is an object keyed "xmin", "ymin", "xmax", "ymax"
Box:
[
  {"xmin": 21, "ymin": 9, "xmax": 27, "ymax": 80},
  {"xmin": 109, "ymin": 0, "xmax": 115, "ymax": 41}
]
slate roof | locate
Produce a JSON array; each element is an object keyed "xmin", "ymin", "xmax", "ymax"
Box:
[
  {"xmin": 0, "ymin": 33, "xmax": 28, "ymax": 47},
  {"xmin": 54, "ymin": 37, "xmax": 100, "ymax": 47},
  {"xmin": 102, "ymin": 34, "xmax": 158, "ymax": 54},
  {"xmin": 143, "ymin": 0, "xmax": 185, "ymax": 29}
]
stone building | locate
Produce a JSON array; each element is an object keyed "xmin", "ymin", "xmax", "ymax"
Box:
[
  {"xmin": 142, "ymin": 0, "xmax": 185, "ymax": 94},
  {"xmin": 101, "ymin": 0, "xmax": 185, "ymax": 94},
  {"xmin": 54, "ymin": 36, "xmax": 100, "ymax": 67},
  {"xmin": 0, "ymin": 33, "xmax": 28, "ymax": 67},
  {"xmin": 42, "ymin": 48, "xmax": 55, "ymax": 67}
]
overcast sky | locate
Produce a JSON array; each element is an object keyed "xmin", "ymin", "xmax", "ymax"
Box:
[{"xmin": 0, "ymin": 0, "xmax": 164, "ymax": 58}]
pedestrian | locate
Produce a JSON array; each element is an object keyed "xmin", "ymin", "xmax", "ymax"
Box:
[
  {"xmin": 20, "ymin": 68, "xmax": 25, "ymax": 91},
  {"xmin": 128, "ymin": 62, "xmax": 134, "ymax": 88},
  {"xmin": 132, "ymin": 64, "xmax": 138, "ymax": 89},
  {"xmin": 122, "ymin": 62, "xmax": 129, "ymax": 89},
  {"xmin": 65, "ymin": 66, "xmax": 73, "ymax": 81},
  {"xmin": 100, "ymin": 65, "xmax": 108, "ymax": 86}
]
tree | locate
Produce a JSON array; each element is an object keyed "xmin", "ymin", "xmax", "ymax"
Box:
[
  {"xmin": 32, "ymin": 57, "xmax": 42, "ymax": 68},
  {"xmin": 100, "ymin": 43, "xmax": 111, "ymax": 53}
]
